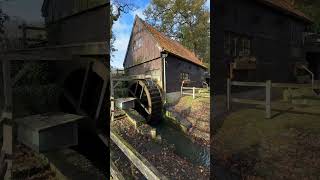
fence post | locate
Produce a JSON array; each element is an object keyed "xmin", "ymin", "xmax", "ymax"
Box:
[
  {"xmin": 266, "ymin": 80, "xmax": 271, "ymax": 119},
  {"xmin": 193, "ymin": 87, "xmax": 195, "ymax": 99},
  {"xmin": 227, "ymin": 78, "xmax": 231, "ymax": 111}
]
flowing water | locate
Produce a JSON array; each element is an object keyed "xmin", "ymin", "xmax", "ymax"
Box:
[{"xmin": 156, "ymin": 119, "xmax": 210, "ymax": 167}]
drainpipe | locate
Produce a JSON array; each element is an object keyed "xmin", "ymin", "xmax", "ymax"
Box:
[{"xmin": 161, "ymin": 51, "xmax": 168, "ymax": 104}]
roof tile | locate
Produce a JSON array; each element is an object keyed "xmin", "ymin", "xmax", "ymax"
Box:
[
  {"xmin": 258, "ymin": 0, "xmax": 312, "ymax": 22},
  {"xmin": 140, "ymin": 18, "xmax": 207, "ymax": 69}
]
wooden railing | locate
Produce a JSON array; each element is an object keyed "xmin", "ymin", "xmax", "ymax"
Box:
[
  {"xmin": 180, "ymin": 81, "xmax": 209, "ymax": 99},
  {"xmin": 110, "ymin": 131, "xmax": 168, "ymax": 180},
  {"xmin": 110, "ymin": 76, "xmax": 167, "ymax": 180},
  {"xmin": 227, "ymin": 78, "xmax": 320, "ymax": 119}
]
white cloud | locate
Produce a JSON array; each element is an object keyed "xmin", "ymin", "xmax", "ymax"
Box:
[
  {"xmin": 131, "ymin": 3, "xmax": 148, "ymax": 20},
  {"xmin": 131, "ymin": 8, "xmax": 146, "ymax": 19},
  {"xmin": 111, "ymin": 2, "xmax": 149, "ymax": 68},
  {"xmin": 205, "ymin": 0, "xmax": 210, "ymax": 9},
  {"xmin": 113, "ymin": 20, "xmax": 131, "ymax": 32},
  {"xmin": 111, "ymin": 18, "xmax": 132, "ymax": 68}
]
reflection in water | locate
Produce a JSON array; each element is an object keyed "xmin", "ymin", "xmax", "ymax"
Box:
[{"xmin": 156, "ymin": 120, "xmax": 210, "ymax": 167}]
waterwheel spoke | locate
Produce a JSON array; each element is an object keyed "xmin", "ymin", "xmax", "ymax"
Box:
[
  {"xmin": 128, "ymin": 89, "xmax": 151, "ymax": 115},
  {"xmin": 134, "ymin": 82, "xmax": 139, "ymax": 94},
  {"xmin": 139, "ymin": 85, "xmax": 145, "ymax": 99}
]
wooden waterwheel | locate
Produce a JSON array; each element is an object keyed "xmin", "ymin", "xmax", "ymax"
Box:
[{"xmin": 128, "ymin": 79, "xmax": 163, "ymax": 125}]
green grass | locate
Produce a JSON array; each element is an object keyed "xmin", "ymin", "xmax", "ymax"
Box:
[{"xmin": 215, "ymin": 100, "xmax": 320, "ymax": 178}]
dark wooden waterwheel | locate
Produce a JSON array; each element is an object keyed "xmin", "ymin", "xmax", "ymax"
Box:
[{"xmin": 128, "ymin": 79, "xmax": 163, "ymax": 125}]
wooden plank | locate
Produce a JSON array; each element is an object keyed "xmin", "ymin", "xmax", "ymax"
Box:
[
  {"xmin": 231, "ymin": 81, "xmax": 266, "ymax": 87},
  {"xmin": 110, "ymin": 131, "xmax": 168, "ymax": 180},
  {"xmin": 192, "ymin": 87, "xmax": 195, "ymax": 99},
  {"xmin": 2, "ymin": 60, "xmax": 12, "ymax": 112},
  {"xmin": 266, "ymin": 80, "xmax": 272, "ymax": 119},
  {"xmin": 1, "ymin": 41, "xmax": 109, "ymax": 61},
  {"xmin": 95, "ymin": 79, "xmax": 108, "ymax": 120},
  {"xmin": 231, "ymin": 98, "xmax": 265, "ymax": 105},
  {"xmin": 272, "ymin": 83, "xmax": 316, "ymax": 89},
  {"xmin": 78, "ymin": 61, "xmax": 91, "ymax": 111},
  {"xmin": 227, "ymin": 78, "xmax": 231, "ymax": 111},
  {"xmin": 182, "ymin": 93, "xmax": 194, "ymax": 96},
  {"xmin": 1, "ymin": 59, "xmax": 13, "ymax": 180},
  {"xmin": 181, "ymin": 87, "xmax": 203, "ymax": 90},
  {"xmin": 110, "ymin": 160, "xmax": 125, "ymax": 180},
  {"xmin": 2, "ymin": 124, "xmax": 12, "ymax": 179}
]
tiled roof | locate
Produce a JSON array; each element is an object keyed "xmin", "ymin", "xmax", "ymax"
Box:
[
  {"xmin": 140, "ymin": 18, "xmax": 207, "ymax": 69},
  {"xmin": 258, "ymin": 0, "xmax": 312, "ymax": 22}
]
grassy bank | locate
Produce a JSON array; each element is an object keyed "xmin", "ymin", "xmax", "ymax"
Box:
[{"xmin": 214, "ymin": 93, "xmax": 320, "ymax": 179}]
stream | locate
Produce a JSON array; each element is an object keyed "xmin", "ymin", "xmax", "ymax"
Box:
[{"xmin": 156, "ymin": 119, "xmax": 210, "ymax": 167}]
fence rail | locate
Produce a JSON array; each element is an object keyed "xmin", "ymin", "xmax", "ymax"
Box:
[
  {"xmin": 181, "ymin": 86, "xmax": 209, "ymax": 99},
  {"xmin": 227, "ymin": 79, "xmax": 318, "ymax": 119},
  {"xmin": 110, "ymin": 131, "xmax": 167, "ymax": 180}
]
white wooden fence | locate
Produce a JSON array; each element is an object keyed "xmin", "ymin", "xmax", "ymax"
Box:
[
  {"xmin": 227, "ymin": 78, "xmax": 320, "ymax": 119},
  {"xmin": 180, "ymin": 81, "xmax": 209, "ymax": 99}
]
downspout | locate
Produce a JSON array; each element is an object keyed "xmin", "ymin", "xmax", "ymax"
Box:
[{"xmin": 161, "ymin": 51, "xmax": 168, "ymax": 104}]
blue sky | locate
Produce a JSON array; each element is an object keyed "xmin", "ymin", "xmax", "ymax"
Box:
[{"xmin": 111, "ymin": 0, "xmax": 210, "ymax": 69}]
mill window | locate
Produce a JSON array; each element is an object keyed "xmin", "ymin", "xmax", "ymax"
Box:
[
  {"xmin": 180, "ymin": 72, "xmax": 190, "ymax": 81},
  {"xmin": 133, "ymin": 37, "xmax": 143, "ymax": 51},
  {"xmin": 224, "ymin": 32, "xmax": 252, "ymax": 57}
]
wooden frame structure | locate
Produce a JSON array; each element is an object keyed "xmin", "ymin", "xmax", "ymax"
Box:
[
  {"xmin": 180, "ymin": 81, "xmax": 209, "ymax": 99},
  {"xmin": 0, "ymin": 40, "xmax": 109, "ymax": 178}
]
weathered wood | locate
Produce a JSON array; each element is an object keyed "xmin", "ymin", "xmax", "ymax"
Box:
[
  {"xmin": 15, "ymin": 113, "xmax": 81, "ymax": 152},
  {"xmin": 227, "ymin": 78, "xmax": 231, "ymax": 111},
  {"xmin": 2, "ymin": 41, "xmax": 109, "ymax": 61},
  {"xmin": 12, "ymin": 63, "xmax": 33, "ymax": 86},
  {"xmin": 272, "ymin": 83, "xmax": 318, "ymax": 89},
  {"xmin": 231, "ymin": 98, "xmax": 266, "ymax": 105},
  {"xmin": 181, "ymin": 87, "xmax": 203, "ymax": 90},
  {"xmin": 78, "ymin": 61, "xmax": 91, "ymax": 111},
  {"xmin": 95, "ymin": 79, "xmax": 108, "ymax": 120},
  {"xmin": 266, "ymin": 80, "xmax": 272, "ymax": 119},
  {"xmin": 2, "ymin": 125, "xmax": 12, "ymax": 179},
  {"xmin": 193, "ymin": 87, "xmax": 195, "ymax": 99},
  {"xmin": 231, "ymin": 81, "xmax": 266, "ymax": 87},
  {"xmin": 2, "ymin": 60, "xmax": 12, "ymax": 113},
  {"xmin": 110, "ymin": 160, "xmax": 125, "ymax": 180},
  {"xmin": 110, "ymin": 131, "xmax": 168, "ymax": 180},
  {"xmin": 1, "ymin": 59, "xmax": 13, "ymax": 179}
]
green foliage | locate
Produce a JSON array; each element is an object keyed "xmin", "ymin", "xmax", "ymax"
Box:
[
  {"xmin": 144, "ymin": 0, "xmax": 210, "ymax": 64},
  {"xmin": 295, "ymin": 0, "xmax": 320, "ymax": 33}
]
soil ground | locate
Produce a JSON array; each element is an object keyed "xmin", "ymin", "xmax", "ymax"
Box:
[
  {"xmin": 167, "ymin": 92, "xmax": 210, "ymax": 146},
  {"xmin": 111, "ymin": 115, "xmax": 210, "ymax": 180},
  {"xmin": 12, "ymin": 143, "xmax": 60, "ymax": 180},
  {"xmin": 213, "ymin": 88, "xmax": 320, "ymax": 179}
]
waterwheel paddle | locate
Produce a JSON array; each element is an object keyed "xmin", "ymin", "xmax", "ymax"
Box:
[{"xmin": 128, "ymin": 79, "xmax": 163, "ymax": 125}]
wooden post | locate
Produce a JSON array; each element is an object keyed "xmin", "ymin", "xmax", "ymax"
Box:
[
  {"xmin": 227, "ymin": 78, "xmax": 231, "ymax": 111},
  {"xmin": 110, "ymin": 78, "xmax": 114, "ymax": 122},
  {"xmin": 2, "ymin": 59, "xmax": 13, "ymax": 179},
  {"xmin": 192, "ymin": 87, "xmax": 195, "ymax": 99},
  {"xmin": 266, "ymin": 80, "xmax": 271, "ymax": 119}
]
